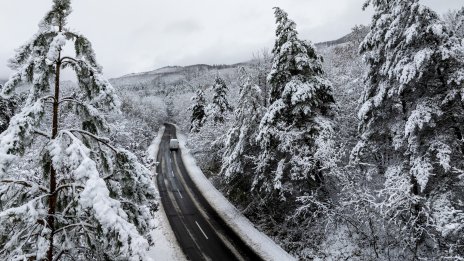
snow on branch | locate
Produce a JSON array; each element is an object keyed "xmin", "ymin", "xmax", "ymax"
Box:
[
  {"xmin": 56, "ymin": 95, "xmax": 110, "ymax": 137},
  {"xmin": 62, "ymin": 58, "xmax": 121, "ymax": 111},
  {"xmin": 46, "ymin": 32, "xmax": 66, "ymax": 65},
  {"xmin": 67, "ymin": 129, "xmax": 116, "ymax": 152},
  {"xmin": 404, "ymin": 99, "xmax": 443, "ymax": 138},
  {"xmin": 1, "ymin": 59, "xmax": 34, "ymax": 98},
  {"xmin": 0, "ymin": 179, "xmax": 48, "ymax": 193},
  {"xmin": 0, "ymin": 195, "xmax": 49, "ymax": 259},
  {"xmin": 48, "ymin": 130, "xmax": 151, "ymax": 260},
  {"xmin": 0, "ymin": 98, "xmax": 45, "ymax": 176}
]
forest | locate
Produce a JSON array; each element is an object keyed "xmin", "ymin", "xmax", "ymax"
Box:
[{"xmin": 0, "ymin": 0, "xmax": 463, "ymax": 260}]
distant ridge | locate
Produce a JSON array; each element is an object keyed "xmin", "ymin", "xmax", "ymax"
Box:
[
  {"xmin": 315, "ymin": 25, "xmax": 369, "ymax": 48},
  {"xmin": 117, "ymin": 62, "xmax": 249, "ymax": 80},
  {"xmin": 112, "ymin": 27, "xmax": 367, "ymax": 82},
  {"xmin": 109, "ymin": 62, "xmax": 252, "ymax": 91}
]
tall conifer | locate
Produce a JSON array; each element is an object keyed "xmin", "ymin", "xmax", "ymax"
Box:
[
  {"xmin": 190, "ymin": 89, "xmax": 206, "ymax": 132},
  {"xmin": 352, "ymin": 0, "xmax": 464, "ymax": 256},
  {"xmin": 0, "ymin": 1, "xmax": 156, "ymax": 260},
  {"xmin": 209, "ymin": 76, "xmax": 232, "ymax": 124},
  {"xmin": 255, "ymin": 7, "xmax": 335, "ymax": 203}
]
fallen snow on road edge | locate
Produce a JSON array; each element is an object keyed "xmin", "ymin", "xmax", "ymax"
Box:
[
  {"xmin": 176, "ymin": 128, "xmax": 296, "ymax": 261},
  {"xmin": 146, "ymin": 126, "xmax": 187, "ymax": 261},
  {"xmin": 147, "ymin": 126, "xmax": 165, "ymax": 166}
]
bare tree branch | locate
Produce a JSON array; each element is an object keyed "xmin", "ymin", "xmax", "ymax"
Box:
[
  {"xmin": 60, "ymin": 56, "xmax": 78, "ymax": 64},
  {"xmin": 0, "ymin": 179, "xmax": 48, "ymax": 193},
  {"xmin": 67, "ymin": 129, "xmax": 118, "ymax": 153},
  {"xmin": 33, "ymin": 130, "xmax": 51, "ymax": 139},
  {"xmin": 54, "ymin": 222, "xmax": 96, "ymax": 235}
]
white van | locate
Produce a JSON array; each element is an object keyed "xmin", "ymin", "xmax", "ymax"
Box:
[{"xmin": 169, "ymin": 139, "xmax": 179, "ymax": 151}]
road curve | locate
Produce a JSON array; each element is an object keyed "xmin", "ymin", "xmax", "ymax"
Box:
[{"xmin": 156, "ymin": 123, "xmax": 262, "ymax": 261}]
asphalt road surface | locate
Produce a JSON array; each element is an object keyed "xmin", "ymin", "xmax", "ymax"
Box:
[{"xmin": 156, "ymin": 123, "xmax": 262, "ymax": 261}]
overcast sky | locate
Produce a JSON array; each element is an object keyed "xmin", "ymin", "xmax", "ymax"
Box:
[{"xmin": 0, "ymin": 0, "xmax": 462, "ymax": 80}]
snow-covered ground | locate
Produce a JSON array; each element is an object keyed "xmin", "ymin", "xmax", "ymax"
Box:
[
  {"xmin": 146, "ymin": 126, "xmax": 187, "ymax": 261},
  {"xmin": 176, "ymin": 127, "xmax": 296, "ymax": 261},
  {"xmin": 146, "ymin": 206, "xmax": 187, "ymax": 261}
]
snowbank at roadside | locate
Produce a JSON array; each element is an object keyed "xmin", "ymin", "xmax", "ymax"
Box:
[
  {"xmin": 146, "ymin": 126, "xmax": 165, "ymax": 166},
  {"xmin": 176, "ymin": 129, "xmax": 296, "ymax": 261},
  {"xmin": 146, "ymin": 206, "xmax": 186, "ymax": 261},
  {"xmin": 146, "ymin": 126, "xmax": 187, "ymax": 261}
]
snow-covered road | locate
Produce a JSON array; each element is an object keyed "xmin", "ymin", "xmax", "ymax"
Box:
[
  {"xmin": 155, "ymin": 123, "xmax": 261, "ymax": 260},
  {"xmin": 151, "ymin": 123, "xmax": 296, "ymax": 261}
]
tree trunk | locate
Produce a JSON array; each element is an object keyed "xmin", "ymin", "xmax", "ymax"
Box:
[{"xmin": 47, "ymin": 44, "xmax": 61, "ymax": 261}]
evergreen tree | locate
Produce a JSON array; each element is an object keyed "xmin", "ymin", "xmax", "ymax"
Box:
[
  {"xmin": 0, "ymin": 1, "xmax": 156, "ymax": 260},
  {"xmin": 444, "ymin": 7, "xmax": 464, "ymax": 39},
  {"xmin": 352, "ymin": 0, "xmax": 464, "ymax": 257},
  {"xmin": 220, "ymin": 68, "xmax": 263, "ymax": 200},
  {"xmin": 455, "ymin": 7, "xmax": 464, "ymax": 38},
  {"xmin": 209, "ymin": 76, "xmax": 232, "ymax": 124},
  {"xmin": 189, "ymin": 88, "xmax": 206, "ymax": 132},
  {"xmin": 251, "ymin": 50, "xmax": 272, "ymax": 107},
  {"xmin": 0, "ymin": 92, "xmax": 16, "ymax": 133},
  {"xmin": 254, "ymin": 7, "xmax": 335, "ymax": 203}
]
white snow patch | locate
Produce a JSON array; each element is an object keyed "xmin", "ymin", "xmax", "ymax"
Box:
[
  {"xmin": 146, "ymin": 201, "xmax": 187, "ymax": 261},
  {"xmin": 46, "ymin": 32, "xmax": 66, "ymax": 65},
  {"xmin": 146, "ymin": 126, "xmax": 187, "ymax": 261},
  {"xmin": 176, "ymin": 127, "xmax": 296, "ymax": 261},
  {"xmin": 146, "ymin": 126, "xmax": 165, "ymax": 166}
]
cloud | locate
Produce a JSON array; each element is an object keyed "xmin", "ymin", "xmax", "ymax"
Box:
[
  {"xmin": 164, "ymin": 20, "xmax": 203, "ymax": 34},
  {"xmin": 0, "ymin": 0, "xmax": 462, "ymax": 80}
]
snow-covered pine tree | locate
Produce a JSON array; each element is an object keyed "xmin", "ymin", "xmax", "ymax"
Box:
[
  {"xmin": 209, "ymin": 76, "xmax": 232, "ymax": 124},
  {"xmin": 443, "ymin": 7, "xmax": 464, "ymax": 39},
  {"xmin": 251, "ymin": 50, "xmax": 272, "ymax": 107},
  {"xmin": 189, "ymin": 88, "xmax": 206, "ymax": 132},
  {"xmin": 0, "ymin": 93, "xmax": 16, "ymax": 133},
  {"xmin": 455, "ymin": 7, "xmax": 464, "ymax": 38},
  {"xmin": 254, "ymin": 7, "xmax": 335, "ymax": 204},
  {"xmin": 352, "ymin": 0, "xmax": 464, "ymax": 257},
  {"xmin": 0, "ymin": 1, "xmax": 156, "ymax": 260},
  {"xmin": 220, "ymin": 68, "xmax": 263, "ymax": 200}
]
